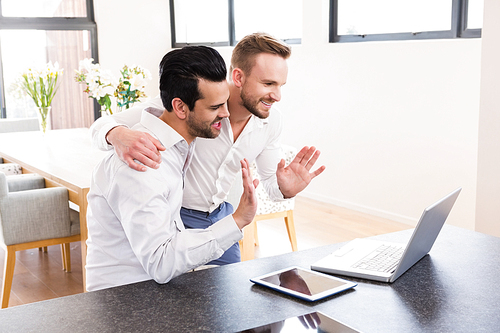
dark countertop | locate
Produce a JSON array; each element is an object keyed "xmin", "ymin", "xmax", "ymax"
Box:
[{"xmin": 1, "ymin": 225, "xmax": 499, "ymax": 332}]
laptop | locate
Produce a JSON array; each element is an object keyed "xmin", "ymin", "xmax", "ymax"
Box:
[{"xmin": 311, "ymin": 188, "xmax": 461, "ymax": 283}]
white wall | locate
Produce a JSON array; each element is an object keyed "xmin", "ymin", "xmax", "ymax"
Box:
[
  {"xmin": 94, "ymin": 0, "xmax": 487, "ymax": 232},
  {"xmin": 278, "ymin": 0, "xmax": 481, "ymax": 229},
  {"xmin": 93, "ymin": 0, "xmax": 171, "ymax": 99},
  {"xmin": 476, "ymin": 0, "xmax": 500, "ymax": 238}
]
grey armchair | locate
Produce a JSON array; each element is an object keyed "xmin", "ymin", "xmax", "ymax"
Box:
[{"xmin": 0, "ymin": 172, "xmax": 80, "ymax": 308}]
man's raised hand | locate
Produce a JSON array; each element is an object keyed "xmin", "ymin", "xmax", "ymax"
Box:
[
  {"xmin": 276, "ymin": 146, "xmax": 326, "ymax": 199},
  {"xmin": 233, "ymin": 158, "xmax": 259, "ymax": 230}
]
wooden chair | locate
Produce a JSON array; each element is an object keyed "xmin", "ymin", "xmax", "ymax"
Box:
[
  {"xmin": 239, "ymin": 144, "xmax": 298, "ymax": 261},
  {"xmin": 0, "ymin": 172, "xmax": 80, "ymax": 308}
]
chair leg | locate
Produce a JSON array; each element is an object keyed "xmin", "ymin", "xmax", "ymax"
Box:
[
  {"xmin": 64, "ymin": 243, "xmax": 71, "ymax": 272},
  {"xmin": 240, "ymin": 220, "xmax": 256, "ymax": 261},
  {"xmin": 1, "ymin": 247, "xmax": 16, "ymax": 309},
  {"xmin": 61, "ymin": 244, "xmax": 67, "ymax": 271},
  {"xmin": 254, "ymin": 220, "xmax": 259, "ymax": 246},
  {"xmin": 284, "ymin": 210, "xmax": 298, "ymax": 252}
]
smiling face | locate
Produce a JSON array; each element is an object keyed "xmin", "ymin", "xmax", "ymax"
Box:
[
  {"xmin": 186, "ymin": 78, "xmax": 230, "ymax": 139},
  {"xmin": 239, "ymin": 53, "xmax": 288, "ymax": 119}
]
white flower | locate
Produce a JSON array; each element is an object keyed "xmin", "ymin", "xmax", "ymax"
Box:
[
  {"xmin": 99, "ymin": 69, "xmax": 118, "ymax": 86},
  {"xmin": 93, "ymin": 84, "xmax": 115, "ymax": 99},
  {"xmin": 87, "ymin": 81, "xmax": 100, "ymax": 97},
  {"xmin": 128, "ymin": 73, "xmax": 147, "ymax": 91},
  {"xmin": 47, "ymin": 61, "xmax": 63, "ymax": 76},
  {"xmin": 85, "ymin": 71, "xmax": 100, "ymax": 85},
  {"xmin": 79, "ymin": 58, "xmax": 95, "ymax": 72},
  {"xmin": 75, "ymin": 59, "xmax": 151, "ymax": 114},
  {"xmin": 142, "ymin": 68, "xmax": 152, "ymax": 80},
  {"xmin": 19, "ymin": 61, "xmax": 62, "ymax": 108}
]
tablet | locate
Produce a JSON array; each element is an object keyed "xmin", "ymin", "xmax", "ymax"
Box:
[
  {"xmin": 250, "ymin": 266, "xmax": 357, "ymax": 302},
  {"xmin": 239, "ymin": 311, "xmax": 362, "ymax": 332}
]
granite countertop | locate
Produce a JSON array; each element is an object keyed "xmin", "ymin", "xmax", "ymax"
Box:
[{"xmin": 1, "ymin": 225, "xmax": 499, "ymax": 333}]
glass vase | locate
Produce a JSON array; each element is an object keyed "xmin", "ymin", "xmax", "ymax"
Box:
[{"xmin": 37, "ymin": 106, "xmax": 52, "ymax": 133}]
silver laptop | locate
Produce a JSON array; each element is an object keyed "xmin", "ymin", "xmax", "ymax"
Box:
[{"xmin": 311, "ymin": 188, "xmax": 461, "ymax": 283}]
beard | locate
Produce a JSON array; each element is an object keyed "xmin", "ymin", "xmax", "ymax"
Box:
[
  {"xmin": 186, "ymin": 114, "xmax": 223, "ymax": 139},
  {"xmin": 240, "ymin": 88, "xmax": 271, "ymax": 119}
]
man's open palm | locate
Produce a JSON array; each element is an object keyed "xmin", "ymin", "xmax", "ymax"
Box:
[{"xmin": 276, "ymin": 146, "xmax": 326, "ymax": 199}]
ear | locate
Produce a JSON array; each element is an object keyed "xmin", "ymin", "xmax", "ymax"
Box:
[
  {"xmin": 171, "ymin": 98, "xmax": 188, "ymax": 120},
  {"xmin": 232, "ymin": 68, "xmax": 245, "ymax": 88}
]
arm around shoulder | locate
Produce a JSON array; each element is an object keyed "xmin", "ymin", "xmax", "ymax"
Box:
[
  {"xmin": 89, "ymin": 97, "xmax": 166, "ymax": 172},
  {"xmin": 89, "ymin": 102, "xmax": 145, "ymax": 151}
]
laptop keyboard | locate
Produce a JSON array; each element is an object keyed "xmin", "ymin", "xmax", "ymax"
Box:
[{"xmin": 352, "ymin": 244, "xmax": 404, "ymax": 273}]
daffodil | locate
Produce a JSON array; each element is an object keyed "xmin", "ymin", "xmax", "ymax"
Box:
[{"xmin": 19, "ymin": 61, "xmax": 63, "ymax": 108}]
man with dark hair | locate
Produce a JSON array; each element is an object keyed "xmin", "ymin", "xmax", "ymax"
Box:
[
  {"xmin": 90, "ymin": 33, "xmax": 325, "ymax": 266},
  {"xmin": 85, "ymin": 46, "xmax": 258, "ymax": 291}
]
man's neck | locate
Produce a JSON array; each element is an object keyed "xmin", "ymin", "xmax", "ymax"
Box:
[
  {"xmin": 159, "ymin": 110, "xmax": 195, "ymax": 144},
  {"xmin": 228, "ymin": 83, "xmax": 252, "ymax": 141}
]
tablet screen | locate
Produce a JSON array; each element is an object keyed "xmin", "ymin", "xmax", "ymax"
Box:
[
  {"xmin": 239, "ymin": 311, "xmax": 362, "ymax": 333},
  {"xmin": 250, "ymin": 266, "xmax": 357, "ymax": 301}
]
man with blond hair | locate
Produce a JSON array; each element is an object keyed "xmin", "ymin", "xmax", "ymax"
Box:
[{"xmin": 90, "ymin": 33, "xmax": 325, "ymax": 265}]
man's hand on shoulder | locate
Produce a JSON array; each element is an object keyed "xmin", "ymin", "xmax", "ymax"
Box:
[{"xmin": 106, "ymin": 126, "xmax": 166, "ymax": 172}]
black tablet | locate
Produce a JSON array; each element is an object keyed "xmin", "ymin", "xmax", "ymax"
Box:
[{"xmin": 250, "ymin": 266, "xmax": 357, "ymax": 302}]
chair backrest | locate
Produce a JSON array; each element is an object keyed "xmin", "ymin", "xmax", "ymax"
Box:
[
  {"xmin": 0, "ymin": 172, "xmax": 9, "ymax": 198},
  {"xmin": 250, "ymin": 144, "xmax": 298, "ymax": 180},
  {"xmin": 0, "ymin": 118, "xmax": 39, "ymax": 133},
  {"xmin": 0, "ymin": 172, "xmax": 74, "ymax": 245},
  {"xmin": 6, "ymin": 174, "xmax": 45, "ymax": 192},
  {"xmin": 226, "ymin": 144, "xmax": 298, "ymax": 208},
  {"xmin": 0, "ymin": 164, "xmax": 22, "ymax": 176}
]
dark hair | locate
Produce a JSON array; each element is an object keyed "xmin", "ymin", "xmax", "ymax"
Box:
[{"xmin": 159, "ymin": 46, "xmax": 227, "ymax": 111}]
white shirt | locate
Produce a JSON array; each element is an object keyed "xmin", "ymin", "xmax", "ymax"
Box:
[
  {"xmin": 86, "ymin": 109, "xmax": 242, "ymax": 291},
  {"xmin": 90, "ymin": 96, "xmax": 285, "ymax": 213}
]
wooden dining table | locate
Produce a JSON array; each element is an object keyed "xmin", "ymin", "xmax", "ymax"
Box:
[{"xmin": 0, "ymin": 128, "xmax": 108, "ymax": 290}]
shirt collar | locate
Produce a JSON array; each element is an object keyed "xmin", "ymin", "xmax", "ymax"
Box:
[
  {"xmin": 139, "ymin": 107, "xmax": 187, "ymax": 149},
  {"xmin": 243, "ymin": 110, "xmax": 271, "ymax": 131}
]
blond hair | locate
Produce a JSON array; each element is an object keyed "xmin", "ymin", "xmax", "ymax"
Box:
[{"xmin": 230, "ymin": 32, "xmax": 291, "ymax": 76}]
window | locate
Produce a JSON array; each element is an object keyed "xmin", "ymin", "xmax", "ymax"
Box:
[
  {"xmin": 330, "ymin": 0, "xmax": 482, "ymax": 43},
  {"xmin": 170, "ymin": 0, "xmax": 302, "ymax": 47},
  {"xmin": 0, "ymin": 0, "xmax": 99, "ymax": 129}
]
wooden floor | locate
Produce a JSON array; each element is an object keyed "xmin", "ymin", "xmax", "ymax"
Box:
[{"xmin": 0, "ymin": 196, "xmax": 410, "ymax": 308}]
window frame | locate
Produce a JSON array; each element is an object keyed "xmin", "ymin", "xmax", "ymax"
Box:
[
  {"xmin": 459, "ymin": 0, "xmax": 481, "ymax": 38},
  {"xmin": 0, "ymin": 0, "xmax": 99, "ymax": 119},
  {"xmin": 330, "ymin": 0, "xmax": 481, "ymax": 43},
  {"xmin": 169, "ymin": 0, "xmax": 301, "ymax": 48}
]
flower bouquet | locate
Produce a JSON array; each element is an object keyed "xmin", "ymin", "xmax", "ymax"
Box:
[
  {"xmin": 19, "ymin": 62, "xmax": 63, "ymax": 133},
  {"xmin": 75, "ymin": 58, "xmax": 151, "ymax": 115},
  {"xmin": 74, "ymin": 58, "xmax": 117, "ymax": 115},
  {"xmin": 116, "ymin": 65, "xmax": 151, "ymax": 111}
]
